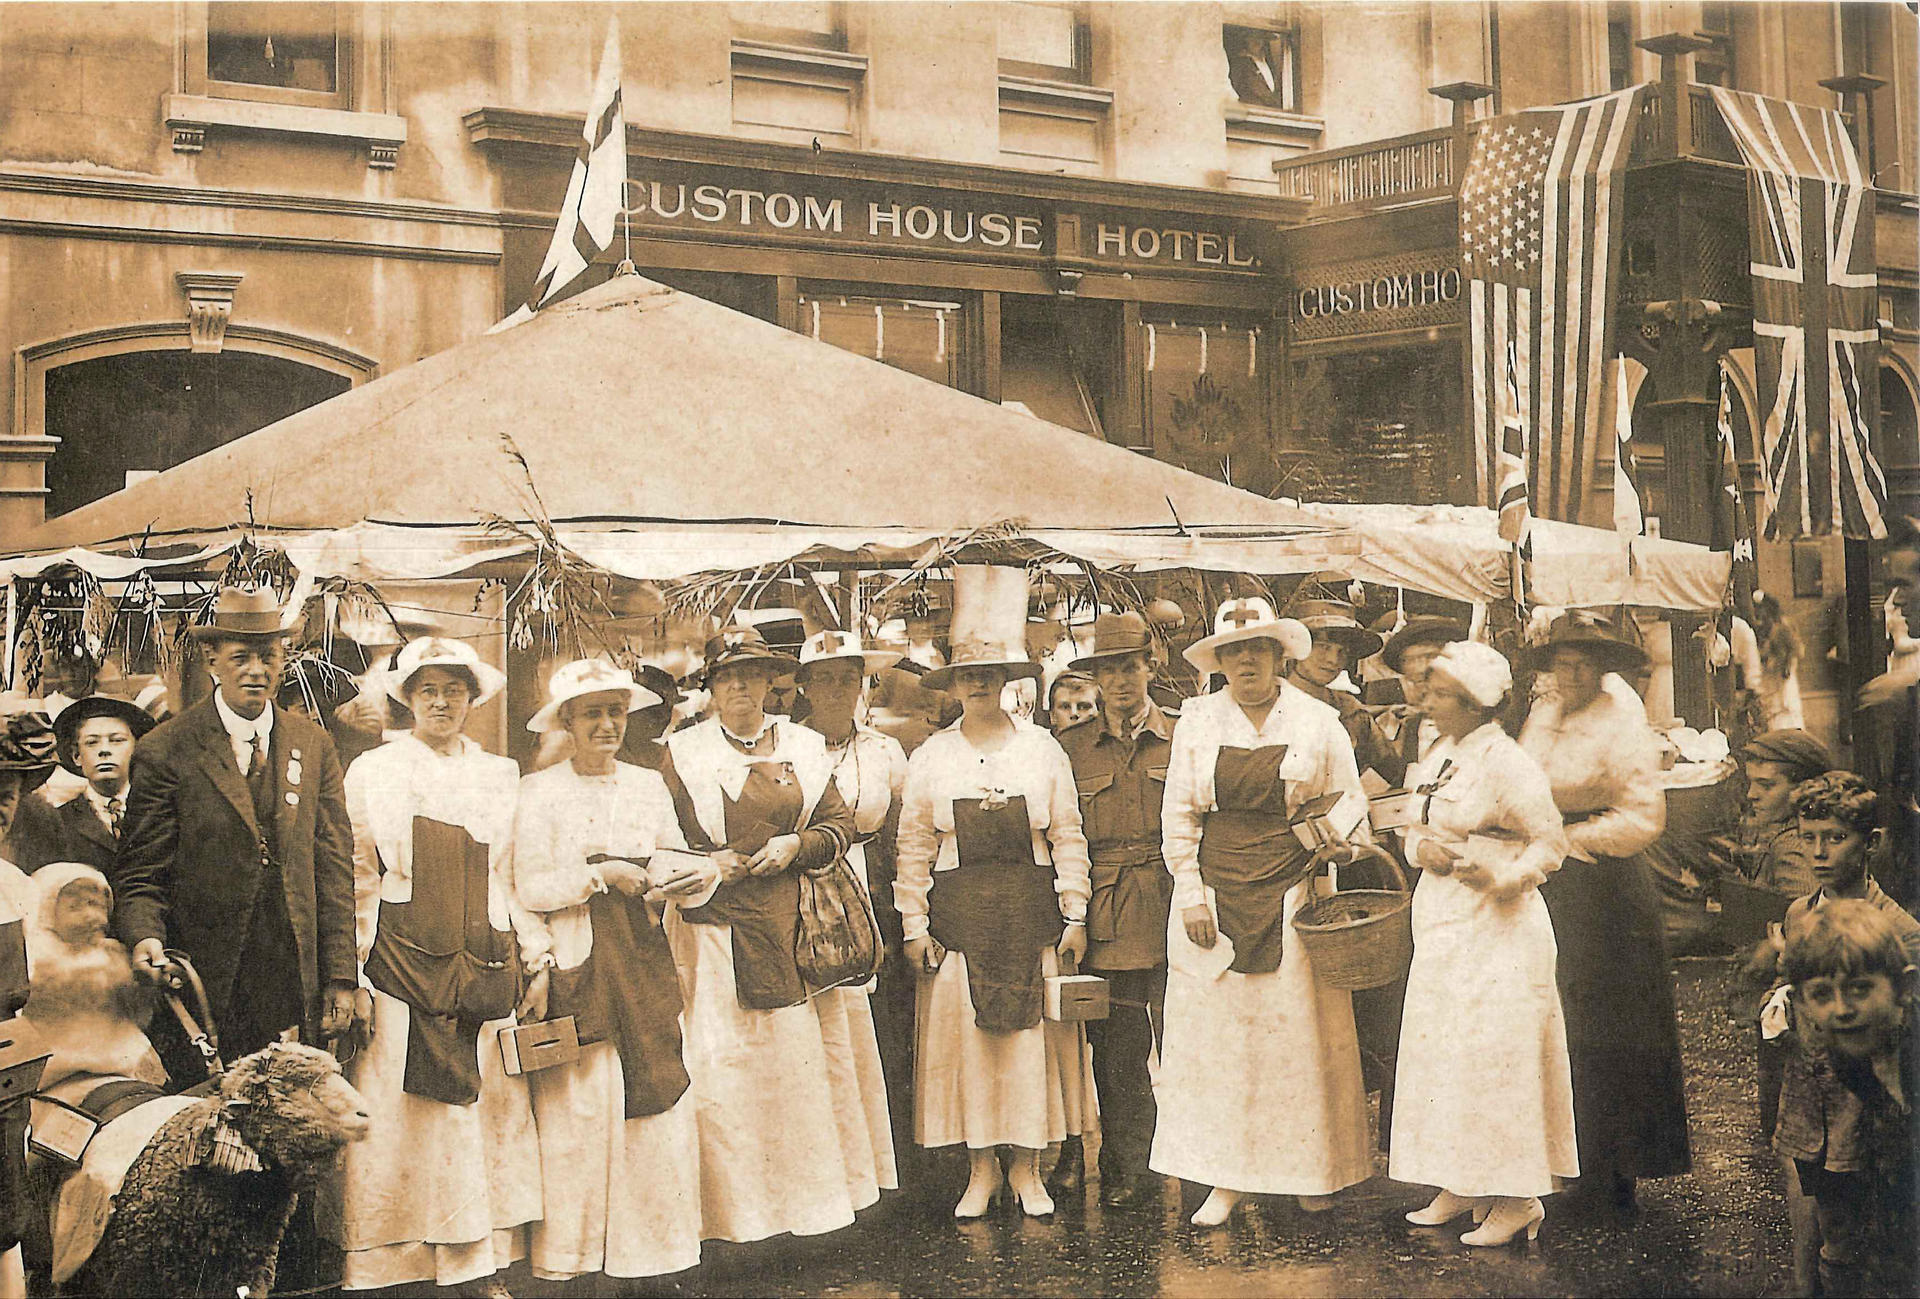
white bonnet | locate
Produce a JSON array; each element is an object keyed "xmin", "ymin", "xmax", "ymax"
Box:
[{"xmin": 1428, "ymin": 641, "xmax": 1512, "ymax": 709}]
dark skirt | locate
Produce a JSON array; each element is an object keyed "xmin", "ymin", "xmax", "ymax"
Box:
[{"xmin": 1539, "ymin": 852, "xmax": 1693, "ymax": 1183}]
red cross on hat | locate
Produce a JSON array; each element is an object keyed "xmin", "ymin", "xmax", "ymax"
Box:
[{"xmin": 1222, "ymin": 602, "xmax": 1264, "ymax": 628}]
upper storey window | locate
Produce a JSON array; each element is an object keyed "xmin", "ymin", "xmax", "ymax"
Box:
[{"xmin": 206, "ymin": 2, "xmax": 344, "ymax": 105}]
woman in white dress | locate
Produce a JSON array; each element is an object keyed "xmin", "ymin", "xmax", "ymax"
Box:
[
  {"xmin": 894, "ymin": 565, "xmax": 1093, "ymax": 1219},
  {"xmin": 1154, "ymin": 597, "xmax": 1373, "ymax": 1227},
  {"xmin": 509, "ymin": 659, "xmax": 718, "ymax": 1282},
  {"xmin": 796, "ymin": 629, "xmax": 904, "ymax": 1203},
  {"xmin": 324, "ymin": 638, "xmax": 540, "ymax": 1292},
  {"xmin": 660, "ymin": 627, "xmax": 868, "ymax": 1243},
  {"xmin": 1389, "ymin": 641, "xmax": 1579, "ymax": 1247}
]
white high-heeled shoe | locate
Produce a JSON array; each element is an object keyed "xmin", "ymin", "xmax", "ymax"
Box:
[
  {"xmin": 1190, "ymin": 1186, "xmax": 1244, "ymax": 1227},
  {"xmin": 1006, "ymin": 1153, "xmax": 1055, "ymax": 1218},
  {"xmin": 1405, "ymin": 1190, "xmax": 1492, "ymax": 1226},
  {"xmin": 954, "ymin": 1153, "xmax": 1005, "ymax": 1219},
  {"xmin": 1460, "ymin": 1196, "xmax": 1544, "ymax": 1246}
]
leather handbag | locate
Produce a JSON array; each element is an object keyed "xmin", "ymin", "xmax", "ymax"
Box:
[{"xmin": 794, "ymin": 854, "xmax": 884, "ymax": 991}]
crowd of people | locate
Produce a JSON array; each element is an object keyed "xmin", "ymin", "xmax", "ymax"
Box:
[{"xmin": 0, "ymin": 523, "xmax": 1913, "ymax": 1298}]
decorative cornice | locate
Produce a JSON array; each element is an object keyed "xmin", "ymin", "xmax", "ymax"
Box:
[
  {"xmin": 176, "ymin": 271, "xmax": 245, "ymax": 353},
  {"xmin": 464, "ymin": 108, "xmax": 1311, "ymax": 225},
  {"xmin": 18, "ymin": 321, "xmax": 378, "ymax": 376},
  {"xmin": 164, "ymin": 93, "xmax": 407, "ymax": 170},
  {"xmin": 0, "ymin": 169, "xmax": 501, "ymax": 229},
  {"xmin": 0, "ymin": 216, "xmax": 499, "ymax": 265}
]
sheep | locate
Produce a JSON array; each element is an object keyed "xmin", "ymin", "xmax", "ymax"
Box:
[{"xmin": 66, "ymin": 1042, "xmax": 370, "ymax": 1299}]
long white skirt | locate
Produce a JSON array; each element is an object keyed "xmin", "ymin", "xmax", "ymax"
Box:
[
  {"xmin": 668, "ymin": 916, "xmax": 861, "ymax": 1242},
  {"xmin": 815, "ymin": 984, "xmax": 898, "ymax": 1200},
  {"xmin": 320, "ymin": 990, "xmax": 540, "ymax": 1291},
  {"xmin": 1389, "ymin": 872, "xmax": 1579, "ymax": 1198},
  {"xmin": 1152, "ymin": 881, "xmax": 1372, "ymax": 1195},
  {"xmin": 915, "ymin": 947, "xmax": 1093, "ymax": 1150},
  {"xmin": 524, "ymin": 1040, "xmax": 704, "ymax": 1280}
]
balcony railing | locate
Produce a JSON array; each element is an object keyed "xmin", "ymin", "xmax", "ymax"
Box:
[
  {"xmin": 1271, "ymin": 126, "xmax": 1458, "ymax": 214},
  {"xmin": 1273, "ymin": 78, "xmax": 1751, "ymax": 215}
]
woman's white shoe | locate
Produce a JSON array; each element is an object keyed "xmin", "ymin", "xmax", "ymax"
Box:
[
  {"xmin": 1006, "ymin": 1151, "xmax": 1055, "ymax": 1218},
  {"xmin": 1460, "ymin": 1196, "xmax": 1544, "ymax": 1246},
  {"xmin": 1405, "ymin": 1190, "xmax": 1492, "ymax": 1226},
  {"xmin": 1190, "ymin": 1186, "xmax": 1244, "ymax": 1227},
  {"xmin": 954, "ymin": 1150, "xmax": 1005, "ymax": 1219}
]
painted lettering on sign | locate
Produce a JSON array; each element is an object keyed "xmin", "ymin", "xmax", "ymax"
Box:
[
  {"xmin": 1294, "ymin": 267, "xmax": 1462, "ymax": 318},
  {"xmin": 630, "ymin": 178, "xmax": 1045, "ymax": 253},
  {"xmin": 1093, "ymin": 222, "xmax": 1260, "ymax": 268}
]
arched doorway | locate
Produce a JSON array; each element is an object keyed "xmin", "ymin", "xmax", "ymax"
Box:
[
  {"xmin": 1878, "ymin": 361, "xmax": 1920, "ymax": 525},
  {"xmin": 42, "ymin": 348, "xmax": 352, "ymax": 518}
]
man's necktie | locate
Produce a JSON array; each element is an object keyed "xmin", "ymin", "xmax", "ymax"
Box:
[
  {"xmin": 107, "ymin": 794, "xmax": 124, "ymax": 837},
  {"xmin": 248, "ymin": 731, "xmax": 265, "ymax": 779}
]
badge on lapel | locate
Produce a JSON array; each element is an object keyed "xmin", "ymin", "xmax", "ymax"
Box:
[{"xmin": 286, "ymin": 750, "xmax": 303, "ymax": 789}]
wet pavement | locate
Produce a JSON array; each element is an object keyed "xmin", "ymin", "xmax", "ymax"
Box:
[{"xmin": 386, "ymin": 959, "xmax": 1795, "ymax": 1299}]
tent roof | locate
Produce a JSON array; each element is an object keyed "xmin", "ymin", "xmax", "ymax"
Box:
[{"xmin": 24, "ymin": 273, "xmax": 1328, "ymax": 551}]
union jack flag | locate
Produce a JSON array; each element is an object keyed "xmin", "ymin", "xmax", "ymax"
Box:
[
  {"xmin": 1496, "ymin": 342, "xmax": 1530, "ymax": 543},
  {"xmin": 1463, "ymin": 85, "xmax": 1648, "ymax": 524},
  {"xmin": 1710, "ymin": 87, "xmax": 1887, "ymax": 540}
]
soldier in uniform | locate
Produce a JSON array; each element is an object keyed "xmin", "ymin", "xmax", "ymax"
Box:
[{"xmin": 1055, "ymin": 611, "xmax": 1177, "ymax": 1209}]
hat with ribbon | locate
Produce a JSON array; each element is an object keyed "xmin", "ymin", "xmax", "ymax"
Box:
[
  {"xmin": 796, "ymin": 629, "xmax": 902, "ymax": 682},
  {"xmin": 1182, "ymin": 597, "xmax": 1312, "ymax": 676},
  {"xmin": 387, "ymin": 636, "xmax": 506, "ymax": 708},
  {"xmin": 1380, "ymin": 615, "xmax": 1468, "ymax": 674},
  {"xmin": 921, "ymin": 566, "xmax": 1044, "ymax": 692},
  {"xmin": 188, "ymin": 585, "xmax": 290, "ymax": 642},
  {"xmin": 1287, "ymin": 596, "xmax": 1384, "ymax": 660},
  {"xmin": 526, "ymin": 659, "xmax": 663, "ymax": 734},
  {"xmin": 1739, "ymin": 729, "xmax": 1834, "ymax": 785},
  {"xmin": 1523, "ymin": 611, "xmax": 1648, "ymax": 675},
  {"xmin": 1069, "ymin": 610, "xmax": 1156, "ymax": 672},
  {"xmin": 53, "ymin": 694, "xmax": 157, "ymax": 774},
  {"xmin": 1427, "ymin": 641, "xmax": 1514, "ymax": 710},
  {"xmin": 700, "ymin": 625, "xmax": 793, "ymax": 686},
  {"xmin": 0, "ymin": 706, "xmax": 57, "ymax": 793}
]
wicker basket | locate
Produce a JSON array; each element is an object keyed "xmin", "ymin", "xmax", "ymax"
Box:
[{"xmin": 1291, "ymin": 845, "xmax": 1413, "ymax": 991}]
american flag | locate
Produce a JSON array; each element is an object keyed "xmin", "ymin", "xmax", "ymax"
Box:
[
  {"xmin": 1709, "ymin": 87, "xmax": 1886, "ymax": 540},
  {"xmin": 493, "ymin": 27, "xmax": 626, "ymax": 330},
  {"xmin": 1462, "ymin": 86, "xmax": 1648, "ymax": 525}
]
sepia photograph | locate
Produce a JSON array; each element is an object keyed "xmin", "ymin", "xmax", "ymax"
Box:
[{"xmin": 0, "ymin": 0, "xmax": 1915, "ymax": 1295}]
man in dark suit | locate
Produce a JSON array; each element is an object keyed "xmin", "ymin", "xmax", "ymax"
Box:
[
  {"xmin": 14, "ymin": 695, "xmax": 155, "ymax": 874},
  {"xmin": 111, "ymin": 586, "xmax": 361, "ymax": 1077}
]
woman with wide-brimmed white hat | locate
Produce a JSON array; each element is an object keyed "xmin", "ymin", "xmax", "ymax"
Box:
[
  {"xmin": 660, "ymin": 627, "xmax": 870, "ymax": 1243},
  {"xmin": 322, "ymin": 636, "xmax": 541, "ymax": 1292},
  {"xmin": 1389, "ymin": 641, "xmax": 1578, "ymax": 1248},
  {"xmin": 893, "ymin": 566, "xmax": 1094, "ymax": 1219},
  {"xmin": 795, "ymin": 628, "xmax": 905, "ymax": 1207},
  {"xmin": 1152, "ymin": 597, "xmax": 1373, "ymax": 1227},
  {"xmin": 508, "ymin": 657, "xmax": 720, "ymax": 1283}
]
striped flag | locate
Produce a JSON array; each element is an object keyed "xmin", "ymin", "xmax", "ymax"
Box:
[
  {"xmin": 1709, "ymin": 87, "xmax": 1886, "ymax": 539},
  {"xmin": 493, "ymin": 27, "xmax": 626, "ymax": 330},
  {"xmin": 1496, "ymin": 342, "xmax": 1531, "ymax": 543},
  {"xmin": 1463, "ymin": 85, "xmax": 1648, "ymax": 524},
  {"xmin": 1611, "ymin": 355, "xmax": 1643, "ymax": 536},
  {"xmin": 1714, "ymin": 368, "xmax": 1759, "ymax": 614}
]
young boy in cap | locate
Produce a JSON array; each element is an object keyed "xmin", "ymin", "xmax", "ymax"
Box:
[
  {"xmin": 1737, "ymin": 730, "xmax": 1834, "ymax": 896},
  {"xmin": 16, "ymin": 696, "xmax": 156, "ymax": 873}
]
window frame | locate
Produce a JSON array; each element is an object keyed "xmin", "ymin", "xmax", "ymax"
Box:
[
  {"xmin": 996, "ymin": 1, "xmax": 1093, "ymax": 86},
  {"xmin": 729, "ymin": 1, "xmax": 849, "ymax": 53},
  {"xmin": 192, "ymin": 1, "xmax": 353, "ymax": 111},
  {"xmin": 1222, "ymin": 22, "xmax": 1302, "ymax": 115}
]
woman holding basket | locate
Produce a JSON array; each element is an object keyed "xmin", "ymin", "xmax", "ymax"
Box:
[
  {"xmin": 1153, "ymin": 597, "xmax": 1372, "ymax": 1227},
  {"xmin": 1389, "ymin": 641, "xmax": 1578, "ymax": 1247}
]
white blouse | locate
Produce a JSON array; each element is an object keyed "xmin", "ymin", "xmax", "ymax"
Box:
[
  {"xmin": 1160, "ymin": 682, "xmax": 1368, "ymax": 913},
  {"xmin": 828, "ymin": 723, "xmax": 908, "ymax": 839},
  {"xmin": 507, "ymin": 760, "xmax": 718, "ymax": 971},
  {"xmin": 1401, "ymin": 721, "xmax": 1569, "ymax": 897},
  {"xmin": 1519, "ymin": 675, "xmax": 1667, "ymax": 861},
  {"xmin": 343, "ymin": 733, "xmax": 522, "ymax": 966},
  {"xmin": 893, "ymin": 719, "xmax": 1091, "ymax": 943}
]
